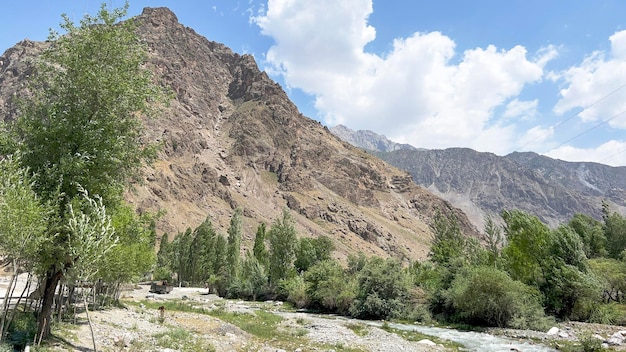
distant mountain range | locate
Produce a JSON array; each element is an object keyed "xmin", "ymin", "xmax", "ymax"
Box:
[{"xmin": 330, "ymin": 125, "xmax": 626, "ymax": 228}]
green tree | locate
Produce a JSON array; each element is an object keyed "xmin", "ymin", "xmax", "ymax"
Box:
[
  {"xmin": 484, "ymin": 216, "xmax": 504, "ymax": 268},
  {"xmin": 501, "ymin": 210, "xmax": 551, "ymax": 284},
  {"xmin": 446, "ymin": 266, "xmax": 547, "ymax": 329},
  {"xmin": 226, "ymin": 209, "xmax": 243, "ymax": 280},
  {"xmin": 428, "ymin": 210, "xmax": 467, "ymax": 266},
  {"xmin": 602, "ymin": 202, "xmax": 626, "ymax": 259},
  {"xmin": 189, "ymin": 217, "xmax": 218, "ymax": 285},
  {"xmin": 304, "ymin": 260, "xmax": 355, "ymax": 314},
  {"xmin": 568, "ymin": 213, "xmax": 607, "ymax": 258},
  {"xmin": 349, "ymin": 257, "xmax": 412, "ymax": 320},
  {"xmin": 2, "ymin": 3, "xmax": 167, "ymax": 339},
  {"xmin": 253, "ymin": 223, "xmax": 269, "ymax": 269},
  {"xmin": 294, "ymin": 236, "xmax": 335, "ymax": 272},
  {"xmin": 589, "ymin": 258, "xmax": 626, "ymax": 303},
  {"xmin": 268, "ymin": 209, "xmax": 298, "ymax": 287},
  {"xmin": 0, "ymin": 156, "xmax": 50, "ymax": 340}
]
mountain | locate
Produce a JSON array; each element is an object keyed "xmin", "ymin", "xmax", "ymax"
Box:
[
  {"xmin": 0, "ymin": 7, "xmax": 480, "ymax": 261},
  {"xmin": 331, "ymin": 126, "xmax": 626, "ymax": 228},
  {"xmin": 330, "ymin": 124, "xmax": 418, "ymax": 153}
]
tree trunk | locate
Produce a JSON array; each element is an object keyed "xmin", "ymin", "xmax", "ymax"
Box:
[{"xmin": 36, "ymin": 269, "xmax": 63, "ymax": 342}]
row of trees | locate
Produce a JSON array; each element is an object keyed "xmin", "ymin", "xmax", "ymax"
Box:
[
  {"xmin": 156, "ymin": 209, "xmax": 334, "ymax": 301},
  {"xmin": 154, "ymin": 204, "xmax": 626, "ymax": 331}
]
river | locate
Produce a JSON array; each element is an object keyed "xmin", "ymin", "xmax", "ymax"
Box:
[{"xmin": 368, "ymin": 321, "xmax": 558, "ymax": 351}]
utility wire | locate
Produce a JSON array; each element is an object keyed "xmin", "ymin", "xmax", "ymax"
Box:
[
  {"xmin": 553, "ymin": 108, "xmax": 626, "ymax": 149},
  {"xmin": 516, "ymin": 82, "xmax": 626, "ymax": 151}
]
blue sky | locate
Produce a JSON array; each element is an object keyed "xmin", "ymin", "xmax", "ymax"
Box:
[{"xmin": 2, "ymin": 1, "xmax": 626, "ymax": 166}]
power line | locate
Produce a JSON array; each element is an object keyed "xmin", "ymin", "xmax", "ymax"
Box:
[
  {"xmin": 516, "ymin": 82, "xmax": 626, "ymax": 150},
  {"xmin": 553, "ymin": 108, "xmax": 626, "ymax": 149},
  {"xmin": 599, "ymin": 146, "xmax": 626, "ymax": 165}
]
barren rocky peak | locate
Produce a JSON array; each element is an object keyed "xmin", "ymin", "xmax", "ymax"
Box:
[{"xmin": 0, "ymin": 7, "xmax": 479, "ymax": 261}]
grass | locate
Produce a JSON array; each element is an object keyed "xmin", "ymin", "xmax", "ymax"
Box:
[
  {"xmin": 344, "ymin": 322, "xmax": 369, "ymax": 336},
  {"xmin": 152, "ymin": 327, "xmax": 215, "ymax": 352}
]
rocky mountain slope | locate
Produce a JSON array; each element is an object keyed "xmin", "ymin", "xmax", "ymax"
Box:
[
  {"xmin": 331, "ymin": 126, "xmax": 626, "ymax": 228},
  {"xmin": 0, "ymin": 7, "xmax": 480, "ymax": 261}
]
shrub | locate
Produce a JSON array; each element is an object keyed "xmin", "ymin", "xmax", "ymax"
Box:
[
  {"xmin": 349, "ymin": 257, "xmax": 412, "ymax": 320},
  {"xmin": 446, "ymin": 266, "xmax": 547, "ymax": 329}
]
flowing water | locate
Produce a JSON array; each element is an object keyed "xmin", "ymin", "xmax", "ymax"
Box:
[{"xmin": 369, "ymin": 321, "xmax": 558, "ymax": 351}]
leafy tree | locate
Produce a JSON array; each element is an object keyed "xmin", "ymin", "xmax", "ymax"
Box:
[
  {"xmin": 602, "ymin": 202, "xmax": 626, "ymax": 259},
  {"xmin": 1, "ymin": 3, "xmax": 167, "ymax": 339},
  {"xmin": 568, "ymin": 213, "xmax": 607, "ymax": 258},
  {"xmin": 445, "ymin": 266, "xmax": 547, "ymax": 329},
  {"xmin": 226, "ymin": 209, "xmax": 243, "ymax": 280},
  {"xmin": 304, "ymin": 260, "xmax": 355, "ymax": 314},
  {"xmin": 268, "ymin": 209, "xmax": 298, "ymax": 287},
  {"xmin": 429, "ymin": 211, "xmax": 465, "ymax": 266},
  {"xmin": 100, "ymin": 205, "xmax": 156, "ymax": 286},
  {"xmin": 239, "ymin": 254, "xmax": 269, "ymax": 301},
  {"xmin": 589, "ymin": 258, "xmax": 626, "ymax": 303},
  {"xmin": 189, "ymin": 217, "xmax": 218, "ymax": 285},
  {"xmin": 0, "ymin": 156, "xmax": 50, "ymax": 340},
  {"xmin": 253, "ymin": 223, "xmax": 269, "ymax": 269},
  {"xmin": 294, "ymin": 236, "xmax": 335, "ymax": 272},
  {"xmin": 349, "ymin": 257, "xmax": 412, "ymax": 320},
  {"xmin": 501, "ymin": 210, "xmax": 551, "ymax": 285},
  {"xmin": 484, "ymin": 216, "xmax": 504, "ymax": 268}
]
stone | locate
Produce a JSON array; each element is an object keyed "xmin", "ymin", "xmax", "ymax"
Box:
[
  {"xmin": 417, "ymin": 339, "xmax": 436, "ymax": 346},
  {"xmin": 546, "ymin": 327, "xmax": 560, "ymax": 335}
]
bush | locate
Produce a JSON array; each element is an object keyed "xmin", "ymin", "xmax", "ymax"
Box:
[
  {"xmin": 446, "ymin": 266, "xmax": 548, "ymax": 329},
  {"xmin": 304, "ymin": 260, "xmax": 355, "ymax": 313},
  {"xmin": 279, "ymin": 275, "xmax": 309, "ymax": 309},
  {"xmin": 349, "ymin": 257, "xmax": 412, "ymax": 320}
]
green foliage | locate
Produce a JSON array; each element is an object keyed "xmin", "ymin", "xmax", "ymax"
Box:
[
  {"xmin": 483, "ymin": 216, "xmax": 504, "ymax": 268},
  {"xmin": 569, "ymin": 213, "xmax": 607, "ymax": 258},
  {"xmin": 279, "ymin": 275, "xmax": 309, "ymax": 309},
  {"xmin": 445, "ymin": 266, "xmax": 548, "ymax": 329},
  {"xmin": 268, "ymin": 209, "xmax": 298, "ymax": 286},
  {"xmin": 501, "ymin": 209, "xmax": 551, "ymax": 284},
  {"xmin": 541, "ymin": 226, "xmax": 600, "ymax": 319},
  {"xmin": 238, "ymin": 254, "xmax": 270, "ymax": 300},
  {"xmin": 428, "ymin": 211, "xmax": 466, "ymax": 266},
  {"xmin": 589, "ymin": 258, "xmax": 626, "ymax": 303},
  {"xmin": 0, "ymin": 3, "xmax": 168, "ymax": 340},
  {"xmin": 294, "ymin": 235, "xmax": 335, "ymax": 272},
  {"xmin": 226, "ymin": 209, "xmax": 243, "ymax": 280},
  {"xmin": 10, "ymin": 3, "xmax": 165, "ymax": 207},
  {"xmin": 349, "ymin": 257, "xmax": 412, "ymax": 320},
  {"xmin": 602, "ymin": 202, "xmax": 626, "ymax": 259},
  {"xmin": 0, "ymin": 156, "xmax": 50, "ymax": 271},
  {"xmin": 102, "ymin": 205, "xmax": 157, "ymax": 283},
  {"xmin": 253, "ymin": 222, "xmax": 269, "ymax": 269},
  {"xmin": 304, "ymin": 260, "xmax": 355, "ymax": 314}
]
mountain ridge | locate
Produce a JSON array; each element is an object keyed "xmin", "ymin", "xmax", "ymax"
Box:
[{"xmin": 332, "ymin": 125, "xmax": 626, "ymax": 228}]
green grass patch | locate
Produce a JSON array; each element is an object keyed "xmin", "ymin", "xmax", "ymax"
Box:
[
  {"xmin": 153, "ymin": 327, "xmax": 215, "ymax": 352},
  {"xmin": 344, "ymin": 322, "xmax": 368, "ymax": 336}
]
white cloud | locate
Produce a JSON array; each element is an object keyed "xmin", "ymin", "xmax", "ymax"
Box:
[
  {"xmin": 518, "ymin": 125, "xmax": 554, "ymax": 151},
  {"xmin": 544, "ymin": 140, "xmax": 626, "ymax": 167},
  {"xmin": 503, "ymin": 99, "xmax": 538, "ymax": 120},
  {"xmin": 253, "ymin": 0, "xmax": 555, "ymax": 154},
  {"xmin": 553, "ymin": 29, "xmax": 626, "ymax": 129}
]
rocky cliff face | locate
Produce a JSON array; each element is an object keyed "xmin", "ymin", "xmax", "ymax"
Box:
[
  {"xmin": 0, "ymin": 7, "xmax": 479, "ymax": 261},
  {"xmin": 333, "ymin": 124, "xmax": 626, "ymax": 228}
]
